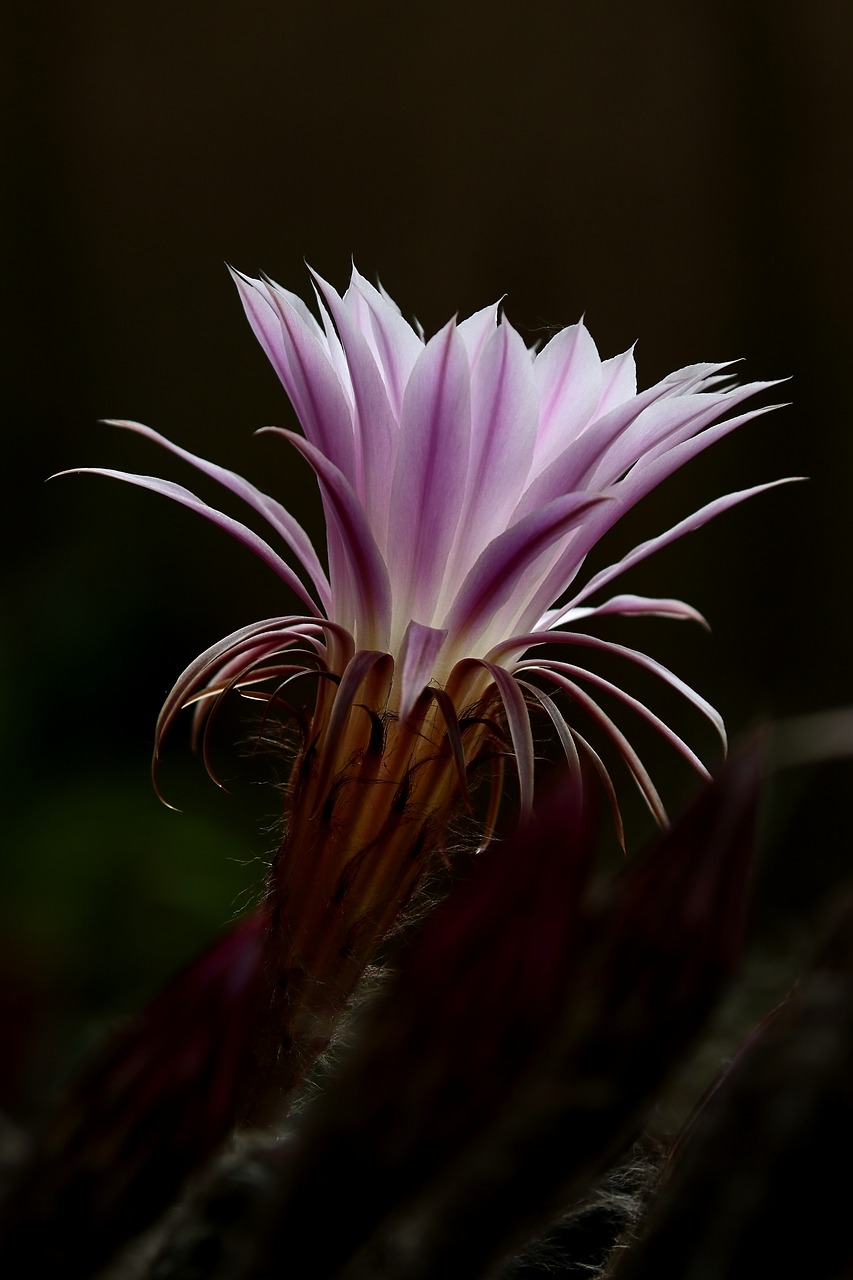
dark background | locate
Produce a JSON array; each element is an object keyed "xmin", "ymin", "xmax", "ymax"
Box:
[{"xmin": 4, "ymin": 0, "xmax": 852, "ymax": 1114}]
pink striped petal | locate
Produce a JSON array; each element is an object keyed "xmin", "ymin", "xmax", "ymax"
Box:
[
  {"xmin": 563, "ymin": 476, "xmax": 801, "ymax": 615},
  {"xmin": 152, "ymin": 615, "xmax": 333, "ymax": 801},
  {"xmin": 315, "ymin": 649, "xmax": 394, "ymax": 800},
  {"xmin": 388, "ymin": 319, "xmax": 472, "ymax": 626},
  {"xmin": 452, "ymin": 319, "xmax": 538, "ymax": 560},
  {"xmin": 60, "ymin": 468, "xmax": 322, "ymax": 617},
  {"xmin": 396, "ymin": 620, "xmax": 448, "ymax": 722},
  {"xmin": 518, "ymin": 680, "xmax": 583, "ymax": 786},
  {"xmin": 430, "ymin": 686, "xmax": 471, "ymax": 804},
  {"xmin": 650, "ymin": 360, "xmax": 739, "ymax": 398},
  {"xmin": 554, "ymin": 594, "xmax": 709, "ymax": 629},
  {"xmin": 231, "ymin": 270, "xmax": 356, "ymax": 483},
  {"xmin": 515, "ymin": 363, "xmax": 745, "ymax": 520},
  {"xmin": 592, "ymin": 346, "xmax": 638, "ymax": 419},
  {"xmin": 519, "ymin": 683, "xmax": 626, "ymax": 847},
  {"xmin": 104, "ymin": 419, "xmax": 332, "ymax": 612},
  {"xmin": 451, "ymin": 659, "xmax": 535, "ymax": 816},
  {"xmin": 489, "ymin": 630, "xmax": 727, "ymax": 750},
  {"xmin": 313, "ymin": 290, "xmax": 353, "ymax": 395},
  {"xmin": 263, "ymin": 429, "xmax": 393, "ymax": 647},
  {"xmin": 441, "ymin": 492, "xmax": 613, "ymax": 653},
  {"xmin": 456, "ymin": 302, "xmax": 501, "ymax": 368},
  {"xmin": 520, "ymin": 659, "xmax": 711, "ymax": 777},
  {"xmin": 585, "ymin": 381, "xmax": 780, "ymax": 490},
  {"xmin": 196, "ymin": 656, "xmax": 322, "ymax": 791},
  {"xmin": 310, "ymin": 269, "xmax": 399, "ymax": 542},
  {"xmin": 259, "ymin": 271, "xmax": 327, "ymax": 335},
  {"xmin": 347, "ymin": 267, "xmax": 424, "ymax": 419},
  {"xmin": 514, "ymin": 379, "xmax": 689, "ymax": 520},
  {"xmin": 530, "ymin": 665, "xmax": 667, "ymax": 825},
  {"xmin": 523, "ymin": 406, "xmax": 786, "ymax": 619},
  {"xmin": 533, "ymin": 320, "xmax": 603, "ymax": 466},
  {"xmin": 189, "ymin": 649, "xmax": 323, "ymax": 750}
]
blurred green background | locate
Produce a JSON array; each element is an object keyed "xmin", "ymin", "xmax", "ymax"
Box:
[{"xmin": 4, "ymin": 0, "xmax": 852, "ymax": 1117}]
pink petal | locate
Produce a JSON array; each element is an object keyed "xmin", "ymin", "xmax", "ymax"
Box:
[
  {"xmin": 263, "ymin": 429, "xmax": 393, "ymax": 648},
  {"xmin": 519, "ymin": 684, "xmax": 625, "ymax": 848},
  {"xmin": 452, "ymin": 319, "xmax": 538, "ymax": 562},
  {"xmin": 518, "ymin": 680, "xmax": 583, "ymax": 786},
  {"xmin": 530, "ymin": 665, "xmax": 668, "ymax": 825},
  {"xmin": 430, "ymin": 686, "xmax": 471, "ymax": 803},
  {"xmin": 524, "ymin": 406, "xmax": 786, "ymax": 618},
  {"xmin": 60, "ymin": 467, "xmax": 322, "ymax": 616},
  {"xmin": 457, "ymin": 302, "xmax": 501, "ymax": 368},
  {"xmin": 387, "ymin": 319, "xmax": 472, "ymax": 626},
  {"xmin": 489, "ymin": 630, "xmax": 727, "ymax": 750},
  {"xmin": 532, "ymin": 320, "xmax": 603, "ymax": 467},
  {"xmin": 518, "ymin": 381, "xmax": 768, "ymax": 522},
  {"xmin": 152, "ymin": 615, "xmax": 333, "ymax": 801},
  {"xmin": 395, "ymin": 620, "xmax": 448, "ymax": 721},
  {"xmin": 585, "ymin": 381, "xmax": 780, "ymax": 490},
  {"xmin": 554, "ymin": 593, "xmax": 709, "ymax": 629},
  {"xmin": 231, "ymin": 270, "xmax": 356, "ymax": 483},
  {"xmin": 441, "ymin": 492, "xmax": 613, "ymax": 653},
  {"xmin": 347, "ymin": 267, "xmax": 423, "ymax": 419},
  {"xmin": 650, "ymin": 360, "xmax": 739, "ymax": 398},
  {"xmin": 314, "ymin": 649, "xmax": 395, "ymax": 800},
  {"xmin": 563, "ymin": 476, "xmax": 801, "ymax": 615},
  {"xmin": 592, "ymin": 346, "xmax": 637, "ymax": 420},
  {"xmin": 451, "ymin": 659, "xmax": 535, "ymax": 816},
  {"xmin": 104, "ymin": 420, "xmax": 332, "ymax": 612},
  {"xmin": 515, "ymin": 363, "xmax": 744, "ymax": 520},
  {"xmin": 259, "ymin": 271, "xmax": 327, "ymax": 335},
  {"xmin": 520, "ymin": 659, "xmax": 711, "ymax": 777},
  {"xmin": 310, "ymin": 269, "xmax": 400, "ymax": 544},
  {"xmin": 514, "ymin": 379, "xmax": 689, "ymax": 521}
]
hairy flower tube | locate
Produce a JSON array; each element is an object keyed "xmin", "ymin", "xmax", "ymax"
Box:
[{"xmin": 65, "ymin": 266, "xmax": 789, "ymax": 1108}]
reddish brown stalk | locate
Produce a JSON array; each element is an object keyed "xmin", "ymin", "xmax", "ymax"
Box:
[{"xmin": 240, "ymin": 655, "xmax": 500, "ymax": 1122}]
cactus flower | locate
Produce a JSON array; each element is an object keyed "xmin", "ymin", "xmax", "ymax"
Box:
[{"xmin": 64, "ymin": 267, "xmax": 789, "ymax": 1101}]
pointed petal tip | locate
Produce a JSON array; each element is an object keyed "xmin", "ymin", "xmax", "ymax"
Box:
[{"xmin": 228, "ymin": 264, "xmax": 258, "ymax": 291}]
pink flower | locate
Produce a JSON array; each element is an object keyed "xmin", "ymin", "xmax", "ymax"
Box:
[
  {"xmin": 48, "ymin": 268, "xmax": 795, "ymax": 1194},
  {"xmin": 74, "ymin": 265, "xmax": 788, "ymax": 829}
]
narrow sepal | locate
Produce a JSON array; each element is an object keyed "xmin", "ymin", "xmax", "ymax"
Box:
[{"xmin": 55, "ymin": 467, "xmax": 322, "ymax": 616}]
